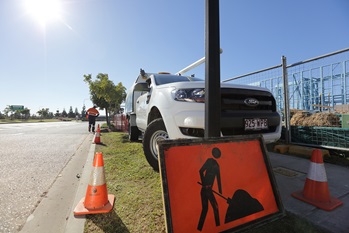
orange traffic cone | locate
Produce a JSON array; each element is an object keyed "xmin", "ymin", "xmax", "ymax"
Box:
[
  {"xmin": 74, "ymin": 152, "xmax": 115, "ymax": 215},
  {"xmin": 292, "ymin": 149, "xmax": 343, "ymax": 211},
  {"xmin": 94, "ymin": 124, "xmax": 101, "ymax": 144}
]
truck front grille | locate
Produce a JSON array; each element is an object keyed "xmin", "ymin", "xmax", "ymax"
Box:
[
  {"xmin": 220, "ymin": 88, "xmax": 279, "ymax": 135},
  {"xmin": 221, "ymin": 88, "xmax": 276, "ymax": 112}
]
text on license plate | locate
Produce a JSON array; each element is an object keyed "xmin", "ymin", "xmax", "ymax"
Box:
[{"xmin": 244, "ymin": 118, "xmax": 268, "ymax": 130}]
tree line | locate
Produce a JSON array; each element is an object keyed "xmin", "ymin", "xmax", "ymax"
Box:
[
  {"xmin": 1, "ymin": 73, "xmax": 127, "ymax": 124},
  {"xmin": 0, "ymin": 106, "xmax": 87, "ymax": 120}
]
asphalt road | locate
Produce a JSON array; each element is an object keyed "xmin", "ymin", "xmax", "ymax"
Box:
[{"xmin": 0, "ymin": 121, "xmax": 92, "ymax": 233}]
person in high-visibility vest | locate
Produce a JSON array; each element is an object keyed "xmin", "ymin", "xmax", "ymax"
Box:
[{"xmin": 86, "ymin": 105, "xmax": 100, "ymax": 133}]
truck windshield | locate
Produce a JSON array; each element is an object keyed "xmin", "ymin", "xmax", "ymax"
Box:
[{"xmin": 154, "ymin": 75, "xmax": 202, "ymax": 85}]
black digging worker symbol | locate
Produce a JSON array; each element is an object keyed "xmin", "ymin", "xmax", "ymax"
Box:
[
  {"xmin": 197, "ymin": 147, "xmax": 222, "ymax": 231},
  {"xmin": 197, "ymin": 147, "xmax": 265, "ymax": 230}
]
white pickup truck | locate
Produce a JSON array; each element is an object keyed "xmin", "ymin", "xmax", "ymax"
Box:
[{"xmin": 125, "ymin": 69, "xmax": 281, "ymax": 170}]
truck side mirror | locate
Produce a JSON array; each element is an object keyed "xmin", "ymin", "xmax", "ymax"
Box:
[{"xmin": 134, "ymin": 83, "xmax": 150, "ymax": 92}]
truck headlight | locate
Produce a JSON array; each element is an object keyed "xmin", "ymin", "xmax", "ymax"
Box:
[{"xmin": 172, "ymin": 89, "xmax": 205, "ymax": 103}]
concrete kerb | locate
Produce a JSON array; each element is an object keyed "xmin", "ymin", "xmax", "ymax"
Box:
[
  {"xmin": 65, "ymin": 139, "xmax": 96, "ymax": 233},
  {"xmin": 19, "ymin": 133, "xmax": 95, "ymax": 233}
]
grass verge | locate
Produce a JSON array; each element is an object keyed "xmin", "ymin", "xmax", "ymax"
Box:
[
  {"xmin": 84, "ymin": 132, "xmax": 165, "ymax": 233},
  {"xmin": 84, "ymin": 132, "xmax": 327, "ymax": 233},
  {"xmin": 0, "ymin": 119, "xmax": 62, "ymax": 123}
]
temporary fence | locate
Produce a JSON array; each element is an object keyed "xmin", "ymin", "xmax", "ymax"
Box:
[{"xmin": 223, "ymin": 48, "xmax": 349, "ymax": 151}]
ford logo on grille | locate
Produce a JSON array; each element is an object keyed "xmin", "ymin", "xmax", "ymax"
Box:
[{"xmin": 244, "ymin": 98, "xmax": 259, "ymax": 106}]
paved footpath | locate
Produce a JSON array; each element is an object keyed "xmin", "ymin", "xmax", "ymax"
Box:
[{"xmin": 269, "ymin": 152, "xmax": 349, "ymax": 233}]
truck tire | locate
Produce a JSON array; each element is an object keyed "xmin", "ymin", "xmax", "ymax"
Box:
[
  {"xmin": 129, "ymin": 124, "xmax": 140, "ymax": 141},
  {"xmin": 143, "ymin": 118, "xmax": 168, "ymax": 171}
]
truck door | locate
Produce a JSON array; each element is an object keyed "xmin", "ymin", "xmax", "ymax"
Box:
[{"xmin": 136, "ymin": 92, "xmax": 148, "ymax": 131}]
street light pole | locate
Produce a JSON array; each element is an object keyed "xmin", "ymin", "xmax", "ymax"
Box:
[{"xmin": 83, "ymin": 98, "xmax": 89, "ymax": 107}]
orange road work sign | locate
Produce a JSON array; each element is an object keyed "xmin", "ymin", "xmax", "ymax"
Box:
[{"xmin": 158, "ymin": 135, "xmax": 284, "ymax": 233}]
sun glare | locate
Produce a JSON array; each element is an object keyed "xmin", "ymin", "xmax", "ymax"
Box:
[{"xmin": 25, "ymin": 0, "xmax": 62, "ymax": 26}]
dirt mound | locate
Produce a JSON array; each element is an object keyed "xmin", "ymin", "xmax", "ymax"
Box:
[{"xmin": 290, "ymin": 111, "xmax": 340, "ymax": 127}]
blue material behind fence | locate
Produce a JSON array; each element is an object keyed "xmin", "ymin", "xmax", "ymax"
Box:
[{"xmin": 223, "ymin": 48, "xmax": 349, "ymax": 151}]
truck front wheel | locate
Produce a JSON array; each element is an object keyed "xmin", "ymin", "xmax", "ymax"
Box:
[{"xmin": 143, "ymin": 118, "xmax": 168, "ymax": 171}]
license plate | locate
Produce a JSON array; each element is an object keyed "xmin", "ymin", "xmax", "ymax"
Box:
[{"xmin": 244, "ymin": 118, "xmax": 268, "ymax": 130}]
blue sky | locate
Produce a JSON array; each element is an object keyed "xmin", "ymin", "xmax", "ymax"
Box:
[{"xmin": 1, "ymin": 0, "xmax": 348, "ymax": 115}]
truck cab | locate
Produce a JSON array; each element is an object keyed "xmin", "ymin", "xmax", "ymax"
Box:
[{"xmin": 125, "ymin": 69, "xmax": 281, "ymax": 171}]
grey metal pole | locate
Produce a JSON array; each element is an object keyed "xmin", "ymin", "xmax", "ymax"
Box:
[
  {"xmin": 282, "ymin": 56, "xmax": 291, "ymax": 143},
  {"xmin": 175, "ymin": 49, "xmax": 223, "ymax": 76},
  {"xmin": 205, "ymin": 0, "xmax": 221, "ymax": 138}
]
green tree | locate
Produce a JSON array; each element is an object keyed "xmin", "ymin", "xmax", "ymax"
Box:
[
  {"xmin": 62, "ymin": 108, "xmax": 68, "ymax": 117},
  {"xmin": 81, "ymin": 105, "xmax": 86, "ymax": 118},
  {"xmin": 14, "ymin": 110, "xmax": 21, "ymax": 119},
  {"xmin": 20, "ymin": 108, "xmax": 30, "ymax": 120},
  {"xmin": 3, "ymin": 106, "xmax": 13, "ymax": 118},
  {"xmin": 74, "ymin": 107, "xmax": 79, "ymax": 118},
  {"xmin": 112, "ymin": 82, "xmax": 127, "ymax": 114},
  {"xmin": 84, "ymin": 73, "xmax": 126, "ymax": 127},
  {"xmin": 37, "ymin": 108, "xmax": 50, "ymax": 119},
  {"xmin": 68, "ymin": 106, "xmax": 75, "ymax": 118},
  {"xmin": 55, "ymin": 110, "xmax": 60, "ymax": 118}
]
